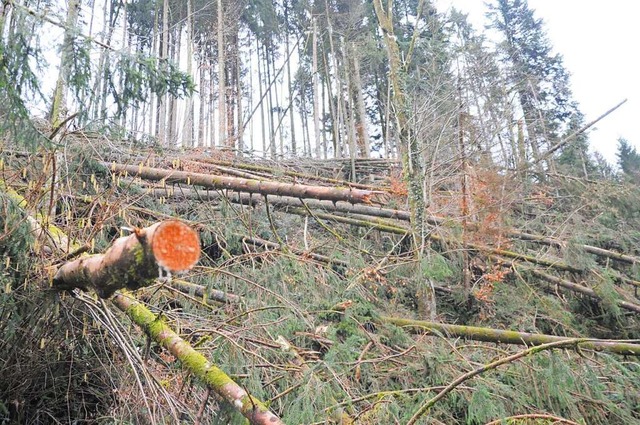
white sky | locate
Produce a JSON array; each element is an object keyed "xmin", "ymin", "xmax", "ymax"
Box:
[{"xmin": 437, "ymin": 0, "xmax": 640, "ymax": 165}]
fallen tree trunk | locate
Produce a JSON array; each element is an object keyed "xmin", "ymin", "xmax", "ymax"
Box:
[
  {"xmin": 169, "ymin": 278, "xmax": 241, "ymax": 304},
  {"xmin": 379, "ymin": 316, "xmax": 640, "ymax": 356},
  {"xmin": 189, "ymin": 157, "xmax": 384, "ymax": 191},
  {"xmin": 1, "ymin": 178, "xmax": 70, "ymax": 251},
  {"xmin": 147, "ymin": 185, "xmax": 410, "ymax": 220},
  {"xmin": 286, "ymin": 207, "xmax": 587, "ymax": 274},
  {"xmin": 112, "ymin": 293, "xmax": 284, "ymax": 425},
  {"xmin": 53, "ymin": 220, "xmax": 200, "ymax": 298},
  {"xmin": 104, "ymin": 162, "xmax": 382, "ymax": 204},
  {"xmin": 11, "ymin": 191, "xmax": 281, "ymax": 422},
  {"xmin": 492, "ymin": 256, "xmax": 640, "ymax": 314},
  {"xmin": 527, "ymin": 269, "xmax": 640, "ymax": 314},
  {"xmin": 507, "ymin": 230, "xmax": 640, "ymax": 266}
]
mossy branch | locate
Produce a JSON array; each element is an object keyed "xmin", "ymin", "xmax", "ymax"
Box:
[
  {"xmin": 379, "ymin": 315, "xmax": 640, "ymax": 356},
  {"xmin": 112, "ymin": 293, "xmax": 284, "ymax": 425}
]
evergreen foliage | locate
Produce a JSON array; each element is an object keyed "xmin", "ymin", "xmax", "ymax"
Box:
[
  {"xmin": 488, "ymin": 0, "xmax": 587, "ymax": 172},
  {"xmin": 0, "ymin": 8, "xmax": 49, "ymax": 148},
  {"xmin": 617, "ymin": 138, "xmax": 640, "ymax": 182}
]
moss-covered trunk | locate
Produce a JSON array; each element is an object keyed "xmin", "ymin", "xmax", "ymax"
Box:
[{"xmin": 112, "ymin": 293, "xmax": 284, "ymax": 425}]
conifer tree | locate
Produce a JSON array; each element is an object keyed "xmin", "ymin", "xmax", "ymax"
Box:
[
  {"xmin": 488, "ymin": 0, "xmax": 582, "ymax": 172},
  {"xmin": 616, "ymin": 138, "xmax": 640, "ymax": 182}
]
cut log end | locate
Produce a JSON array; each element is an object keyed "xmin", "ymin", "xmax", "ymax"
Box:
[{"xmin": 151, "ymin": 220, "xmax": 200, "ymax": 273}]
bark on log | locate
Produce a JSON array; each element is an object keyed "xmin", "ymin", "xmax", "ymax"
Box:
[
  {"xmin": 170, "ymin": 278, "xmax": 241, "ymax": 304},
  {"xmin": 527, "ymin": 269, "xmax": 640, "ymax": 314},
  {"xmin": 492, "ymin": 256, "xmax": 640, "ymax": 314},
  {"xmin": 189, "ymin": 156, "xmax": 383, "ymax": 190},
  {"xmin": 148, "ymin": 182, "xmax": 640, "ymax": 270},
  {"xmin": 104, "ymin": 161, "xmax": 382, "ymax": 204},
  {"xmin": 1, "ymin": 178, "xmax": 70, "ymax": 251},
  {"xmin": 113, "ymin": 293, "xmax": 284, "ymax": 425},
  {"xmin": 284, "ymin": 207, "xmax": 588, "ymax": 274},
  {"xmin": 147, "ymin": 185, "xmax": 410, "ymax": 220},
  {"xmin": 507, "ymin": 230, "xmax": 640, "ymax": 266},
  {"xmin": 13, "ymin": 190, "xmax": 279, "ymax": 422},
  {"xmin": 53, "ymin": 220, "xmax": 200, "ymax": 298},
  {"xmin": 379, "ymin": 316, "xmax": 640, "ymax": 356}
]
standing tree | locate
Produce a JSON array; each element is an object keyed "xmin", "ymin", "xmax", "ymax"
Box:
[
  {"xmin": 488, "ymin": 0, "xmax": 582, "ymax": 173},
  {"xmin": 49, "ymin": 0, "xmax": 84, "ymax": 127},
  {"xmin": 373, "ymin": 0, "xmax": 428, "ymax": 254},
  {"xmin": 617, "ymin": 138, "xmax": 640, "ymax": 183}
]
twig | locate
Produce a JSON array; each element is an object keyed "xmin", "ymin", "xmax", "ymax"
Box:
[
  {"xmin": 194, "ymin": 388, "xmax": 210, "ymax": 425},
  {"xmin": 483, "ymin": 413, "xmax": 581, "ymax": 425}
]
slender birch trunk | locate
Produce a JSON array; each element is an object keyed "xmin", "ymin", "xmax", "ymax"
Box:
[
  {"xmin": 50, "ymin": 0, "xmax": 81, "ymax": 126},
  {"xmin": 217, "ymin": 0, "xmax": 226, "ymax": 148},
  {"xmin": 312, "ymin": 18, "xmax": 321, "ymax": 159},
  {"xmin": 157, "ymin": 0, "xmax": 169, "ymax": 144}
]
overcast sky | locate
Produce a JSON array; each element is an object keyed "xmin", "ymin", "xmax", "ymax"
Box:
[{"xmin": 436, "ymin": 0, "xmax": 639, "ymax": 165}]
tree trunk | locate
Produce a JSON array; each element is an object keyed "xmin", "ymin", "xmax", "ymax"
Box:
[
  {"xmin": 50, "ymin": 0, "xmax": 81, "ymax": 127},
  {"xmin": 157, "ymin": 0, "xmax": 169, "ymax": 144},
  {"xmin": 256, "ymin": 38, "xmax": 267, "ymax": 156},
  {"xmin": 379, "ymin": 316, "xmax": 640, "ymax": 356},
  {"xmin": 224, "ymin": 35, "xmax": 235, "ymax": 150},
  {"xmin": 373, "ymin": 0, "xmax": 428, "ymax": 253},
  {"xmin": 343, "ymin": 48, "xmax": 357, "ymax": 181},
  {"xmin": 271, "ymin": 49, "xmax": 284, "ymax": 157},
  {"xmin": 284, "ymin": 1, "xmax": 296, "ymax": 155},
  {"xmin": 325, "ymin": 4, "xmax": 343, "ymax": 158},
  {"xmin": 147, "ymin": 185, "xmax": 406, "ymax": 220},
  {"xmin": 350, "ymin": 43, "xmax": 370, "ymax": 157},
  {"xmin": 112, "ymin": 294, "xmax": 284, "ymax": 424},
  {"xmin": 217, "ymin": 0, "xmax": 226, "ymax": 148},
  {"xmin": 182, "ymin": 0, "xmax": 194, "ymax": 148},
  {"xmin": 104, "ymin": 162, "xmax": 382, "ymax": 204},
  {"xmin": 236, "ymin": 40, "xmax": 244, "ymax": 154},
  {"xmin": 168, "ymin": 27, "xmax": 180, "ymax": 146},
  {"xmin": 53, "ymin": 220, "xmax": 200, "ymax": 298},
  {"xmin": 312, "ymin": 18, "xmax": 321, "ymax": 158},
  {"xmin": 265, "ymin": 44, "xmax": 276, "ymax": 159},
  {"xmin": 197, "ymin": 61, "xmax": 206, "ymax": 147},
  {"xmin": 148, "ymin": 4, "xmax": 159, "ymax": 137}
]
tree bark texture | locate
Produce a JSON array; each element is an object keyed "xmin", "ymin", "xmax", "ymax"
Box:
[
  {"xmin": 104, "ymin": 161, "xmax": 382, "ymax": 204},
  {"xmin": 147, "ymin": 185, "xmax": 407, "ymax": 220},
  {"xmin": 53, "ymin": 220, "xmax": 200, "ymax": 298},
  {"xmin": 49, "ymin": 0, "xmax": 80, "ymax": 126},
  {"xmin": 373, "ymin": 0, "xmax": 428, "ymax": 253}
]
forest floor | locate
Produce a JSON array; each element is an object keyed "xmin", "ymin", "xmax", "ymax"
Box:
[{"xmin": 1, "ymin": 136, "xmax": 640, "ymax": 424}]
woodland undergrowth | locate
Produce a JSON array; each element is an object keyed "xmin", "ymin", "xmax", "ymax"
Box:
[{"xmin": 1, "ymin": 140, "xmax": 640, "ymax": 424}]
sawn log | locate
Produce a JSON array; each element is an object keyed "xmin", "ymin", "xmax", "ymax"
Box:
[{"xmin": 53, "ymin": 220, "xmax": 200, "ymax": 298}]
